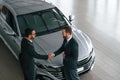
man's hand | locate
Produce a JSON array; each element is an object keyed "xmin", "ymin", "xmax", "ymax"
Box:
[{"xmin": 48, "ymin": 53, "xmax": 55, "ymax": 59}]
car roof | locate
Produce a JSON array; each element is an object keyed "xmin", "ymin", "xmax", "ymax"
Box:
[{"xmin": 3, "ymin": 0, "xmax": 55, "ymax": 15}]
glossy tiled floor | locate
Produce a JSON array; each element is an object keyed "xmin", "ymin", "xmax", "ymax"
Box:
[
  {"xmin": 0, "ymin": 39, "xmax": 24, "ymax": 80},
  {"xmin": 0, "ymin": 0, "xmax": 120, "ymax": 80}
]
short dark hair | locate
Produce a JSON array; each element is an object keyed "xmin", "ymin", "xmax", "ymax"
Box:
[
  {"xmin": 62, "ymin": 26, "xmax": 72, "ymax": 34},
  {"xmin": 25, "ymin": 28, "xmax": 34, "ymax": 37}
]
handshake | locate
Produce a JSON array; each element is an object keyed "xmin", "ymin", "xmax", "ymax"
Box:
[{"xmin": 48, "ymin": 53, "xmax": 55, "ymax": 59}]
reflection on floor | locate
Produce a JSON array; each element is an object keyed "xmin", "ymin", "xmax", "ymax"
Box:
[{"xmin": 0, "ymin": 39, "xmax": 24, "ymax": 80}]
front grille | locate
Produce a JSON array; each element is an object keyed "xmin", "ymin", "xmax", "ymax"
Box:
[
  {"xmin": 77, "ymin": 56, "xmax": 92, "ymax": 66},
  {"xmin": 46, "ymin": 66, "xmax": 64, "ymax": 80}
]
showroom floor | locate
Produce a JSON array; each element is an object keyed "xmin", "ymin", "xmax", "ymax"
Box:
[{"xmin": 0, "ymin": 0, "xmax": 120, "ymax": 80}]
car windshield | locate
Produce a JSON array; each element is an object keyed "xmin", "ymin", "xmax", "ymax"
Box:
[{"xmin": 17, "ymin": 8, "xmax": 68, "ymax": 36}]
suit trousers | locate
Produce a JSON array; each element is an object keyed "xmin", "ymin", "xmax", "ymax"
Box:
[
  {"xmin": 19, "ymin": 54, "xmax": 36, "ymax": 80},
  {"xmin": 63, "ymin": 67, "xmax": 80, "ymax": 80},
  {"xmin": 23, "ymin": 66, "xmax": 36, "ymax": 80},
  {"xmin": 20, "ymin": 61, "xmax": 36, "ymax": 80}
]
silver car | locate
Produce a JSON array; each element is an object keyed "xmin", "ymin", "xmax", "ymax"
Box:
[{"xmin": 0, "ymin": 0, "xmax": 95, "ymax": 80}]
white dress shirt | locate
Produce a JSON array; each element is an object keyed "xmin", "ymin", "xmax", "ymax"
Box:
[{"xmin": 66, "ymin": 35, "xmax": 72, "ymax": 43}]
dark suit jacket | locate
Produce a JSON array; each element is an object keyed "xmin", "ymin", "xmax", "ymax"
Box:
[
  {"xmin": 54, "ymin": 37, "xmax": 79, "ymax": 70},
  {"xmin": 19, "ymin": 38, "xmax": 48, "ymax": 78}
]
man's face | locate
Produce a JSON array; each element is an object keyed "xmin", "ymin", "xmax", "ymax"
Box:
[
  {"xmin": 62, "ymin": 29, "xmax": 67, "ymax": 39},
  {"xmin": 30, "ymin": 30, "xmax": 36, "ymax": 40}
]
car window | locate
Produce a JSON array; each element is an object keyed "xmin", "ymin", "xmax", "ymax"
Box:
[
  {"xmin": 1, "ymin": 6, "xmax": 18, "ymax": 35},
  {"xmin": 17, "ymin": 8, "xmax": 67, "ymax": 36},
  {"xmin": 16, "ymin": 15, "xmax": 28, "ymax": 34},
  {"xmin": 52, "ymin": 9, "xmax": 66, "ymax": 26},
  {"xmin": 42, "ymin": 10, "xmax": 59, "ymax": 30},
  {"xmin": 7, "ymin": 12, "xmax": 18, "ymax": 35},
  {"xmin": 17, "ymin": 14, "xmax": 47, "ymax": 36}
]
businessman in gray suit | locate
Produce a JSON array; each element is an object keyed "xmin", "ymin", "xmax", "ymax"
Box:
[
  {"xmin": 49, "ymin": 26, "xmax": 80, "ymax": 80},
  {"xmin": 19, "ymin": 28, "xmax": 52, "ymax": 80}
]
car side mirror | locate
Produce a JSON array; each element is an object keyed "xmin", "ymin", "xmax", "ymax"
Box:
[
  {"xmin": 7, "ymin": 32, "xmax": 17, "ymax": 37},
  {"xmin": 69, "ymin": 15, "xmax": 74, "ymax": 22},
  {"xmin": 3, "ymin": 27, "xmax": 17, "ymax": 37}
]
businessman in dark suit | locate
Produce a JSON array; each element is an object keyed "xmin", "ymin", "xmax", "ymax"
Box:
[
  {"xmin": 19, "ymin": 28, "xmax": 52, "ymax": 80},
  {"xmin": 49, "ymin": 26, "xmax": 80, "ymax": 80}
]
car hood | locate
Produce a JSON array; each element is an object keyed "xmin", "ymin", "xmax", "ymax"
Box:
[{"xmin": 33, "ymin": 28, "xmax": 93, "ymax": 67}]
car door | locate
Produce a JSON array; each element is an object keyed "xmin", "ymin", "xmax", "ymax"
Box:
[{"xmin": 0, "ymin": 6, "xmax": 20, "ymax": 58}]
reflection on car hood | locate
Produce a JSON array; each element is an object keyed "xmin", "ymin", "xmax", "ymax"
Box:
[{"xmin": 33, "ymin": 28, "xmax": 92, "ymax": 67}]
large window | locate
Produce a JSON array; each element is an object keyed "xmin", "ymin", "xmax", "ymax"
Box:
[{"xmin": 17, "ymin": 8, "xmax": 67, "ymax": 36}]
